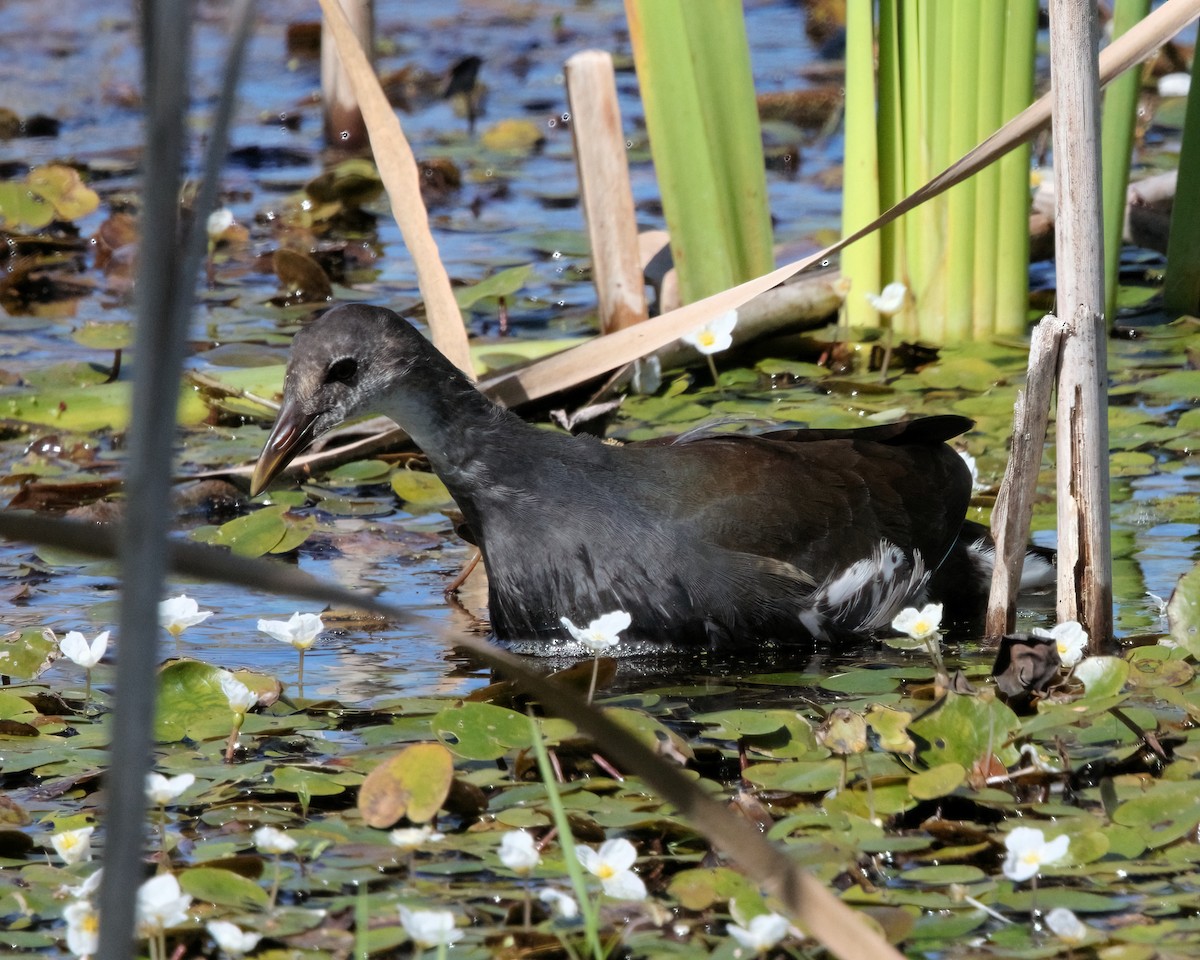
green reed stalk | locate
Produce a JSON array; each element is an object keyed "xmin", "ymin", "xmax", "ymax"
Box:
[
  {"xmin": 943, "ymin": 4, "xmax": 981, "ymax": 340},
  {"xmin": 993, "ymin": 1, "xmax": 1039, "ymax": 335},
  {"xmin": 682, "ymin": 4, "xmax": 774, "ymax": 283},
  {"xmin": 527, "ymin": 713, "xmax": 603, "ymax": 959},
  {"xmin": 877, "ymin": 0, "xmax": 906, "ymax": 296},
  {"xmin": 840, "ymin": 0, "xmax": 881, "ymax": 329},
  {"xmin": 1163, "ymin": 68, "xmax": 1200, "ymax": 314},
  {"xmin": 625, "ymin": 0, "xmax": 773, "ymax": 304},
  {"xmin": 899, "ymin": 0, "xmax": 930, "ymax": 340},
  {"xmin": 971, "ymin": 1, "xmax": 1006, "ymax": 334},
  {"xmin": 847, "ymin": 2, "xmax": 1038, "ymax": 343},
  {"xmin": 1102, "ymin": 0, "xmax": 1151, "ymax": 322}
]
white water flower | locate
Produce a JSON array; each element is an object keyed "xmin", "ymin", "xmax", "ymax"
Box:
[
  {"xmin": 727, "ymin": 912, "xmax": 791, "ymax": 953},
  {"xmin": 538, "ymin": 887, "xmax": 579, "ymax": 919},
  {"xmin": 1002, "ymin": 826, "xmax": 1069, "ymax": 882},
  {"xmin": 1158, "ymin": 72, "xmax": 1191, "ymax": 98},
  {"xmin": 498, "ymin": 829, "xmax": 541, "ymax": 875},
  {"xmin": 576, "ymin": 837, "xmax": 647, "ymax": 901},
  {"xmin": 219, "ymin": 672, "xmax": 258, "ymax": 715},
  {"xmin": 257, "ymin": 612, "xmax": 324, "ymax": 651},
  {"xmin": 64, "ymin": 899, "xmax": 100, "ymax": 958},
  {"xmin": 60, "ymin": 867, "xmax": 103, "ymax": 900},
  {"xmin": 891, "ymin": 603, "xmax": 943, "ymax": 641},
  {"xmin": 865, "ymin": 281, "xmax": 907, "ymax": 316},
  {"xmin": 681, "ymin": 309, "xmax": 738, "ymax": 355},
  {"xmin": 1031, "ymin": 620, "xmax": 1088, "ymax": 668},
  {"xmin": 145, "ymin": 772, "xmax": 195, "ymax": 806},
  {"xmin": 399, "ymin": 906, "xmax": 463, "ymax": 948},
  {"xmin": 388, "ymin": 824, "xmax": 445, "ymax": 851},
  {"xmin": 254, "ymin": 825, "xmax": 298, "ymax": 855},
  {"xmin": 958, "ymin": 450, "xmax": 989, "ymax": 493},
  {"xmin": 135, "ymin": 873, "xmax": 192, "ymax": 936},
  {"xmin": 159, "ymin": 595, "xmax": 213, "ymax": 638},
  {"xmin": 206, "ymin": 208, "xmax": 235, "ymax": 242},
  {"xmin": 51, "ymin": 827, "xmax": 94, "ymax": 865},
  {"xmin": 560, "ymin": 610, "xmax": 632, "ymax": 654},
  {"xmin": 1045, "ymin": 906, "xmax": 1089, "ymax": 944},
  {"xmin": 206, "ymin": 919, "xmax": 262, "ymax": 956},
  {"xmin": 59, "ymin": 631, "xmax": 109, "ymax": 669}
]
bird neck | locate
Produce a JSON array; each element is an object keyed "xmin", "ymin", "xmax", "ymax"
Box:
[{"xmin": 375, "ymin": 352, "xmax": 539, "ymax": 484}]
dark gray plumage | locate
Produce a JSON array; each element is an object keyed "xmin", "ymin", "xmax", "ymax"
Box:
[{"xmin": 253, "ymin": 304, "xmax": 995, "ymax": 651}]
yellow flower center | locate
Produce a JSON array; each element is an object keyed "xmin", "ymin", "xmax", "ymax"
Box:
[
  {"xmin": 697, "ymin": 331, "xmax": 716, "ymax": 347},
  {"xmin": 597, "ymin": 864, "xmax": 615, "ymax": 879}
]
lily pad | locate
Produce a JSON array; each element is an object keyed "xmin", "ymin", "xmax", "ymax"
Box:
[
  {"xmin": 390, "ymin": 469, "xmax": 453, "ymax": 507},
  {"xmin": 0, "ymin": 629, "xmax": 59, "ymax": 681},
  {"xmin": 455, "ymin": 263, "xmax": 535, "ymax": 310},
  {"xmin": 431, "ymin": 701, "xmax": 532, "ymax": 760},
  {"xmin": 907, "ymin": 762, "xmax": 966, "ymax": 799},
  {"xmin": 908, "ymin": 693, "xmax": 1021, "ymax": 769},
  {"xmin": 1168, "ymin": 561, "xmax": 1200, "ymax": 657},
  {"xmin": 356, "ymin": 742, "xmax": 454, "ymax": 827},
  {"xmin": 180, "ymin": 866, "xmax": 270, "ymax": 910}
]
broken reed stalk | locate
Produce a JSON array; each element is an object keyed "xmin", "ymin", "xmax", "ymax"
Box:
[
  {"xmin": 565, "ymin": 50, "xmax": 648, "ymax": 333},
  {"xmin": 321, "ymin": 0, "xmax": 372, "ymax": 149},
  {"xmin": 1048, "ymin": 0, "xmax": 1114, "ymax": 650},
  {"xmin": 985, "ymin": 315, "xmax": 1065, "ymax": 640},
  {"xmin": 318, "ymin": 0, "xmax": 474, "ymax": 378}
]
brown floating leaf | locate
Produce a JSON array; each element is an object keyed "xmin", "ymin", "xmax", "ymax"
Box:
[
  {"xmin": 271, "ymin": 248, "xmax": 332, "ymax": 304},
  {"xmin": 816, "ymin": 707, "xmax": 868, "ymax": 756},
  {"xmin": 357, "ymin": 742, "xmax": 454, "ymax": 828},
  {"xmin": 318, "ymin": 0, "xmax": 472, "ymax": 377},
  {"xmin": 991, "ymin": 632, "xmax": 1061, "ymax": 712}
]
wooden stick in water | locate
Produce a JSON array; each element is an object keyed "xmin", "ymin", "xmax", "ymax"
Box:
[{"xmin": 566, "ymin": 50, "xmax": 649, "ymax": 334}]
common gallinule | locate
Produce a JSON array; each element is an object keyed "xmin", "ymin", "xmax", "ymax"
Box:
[{"xmin": 252, "ymin": 305, "xmax": 1052, "ymax": 651}]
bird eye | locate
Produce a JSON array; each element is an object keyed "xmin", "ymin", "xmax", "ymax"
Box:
[{"xmin": 325, "ymin": 357, "xmax": 358, "ymax": 384}]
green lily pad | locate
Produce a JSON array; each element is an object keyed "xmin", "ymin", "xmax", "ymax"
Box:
[
  {"xmin": 908, "ymin": 693, "xmax": 1020, "ymax": 769},
  {"xmin": 0, "ymin": 629, "xmax": 59, "ymax": 681},
  {"xmin": 1072, "ymin": 656, "xmax": 1130, "ymax": 700},
  {"xmin": 431, "ymin": 701, "xmax": 531, "ymax": 760},
  {"xmin": 180, "ymin": 866, "xmax": 270, "ymax": 910},
  {"xmin": 455, "ymin": 263, "xmax": 535, "ymax": 310},
  {"xmin": 916, "ymin": 356, "xmax": 1006, "ymax": 391},
  {"xmin": 820, "ymin": 671, "xmax": 900, "ymax": 695},
  {"xmin": 900, "ymin": 864, "xmax": 985, "ymax": 885},
  {"xmin": 391, "ymin": 469, "xmax": 454, "ymax": 507},
  {"xmin": 1125, "ymin": 648, "xmax": 1194, "ymax": 688},
  {"xmin": 667, "ymin": 866, "xmax": 765, "ymax": 914},
  {"xmin": 907, "ymin": 762, "xmax": 966, "ymax": 800},
  {"xmin": 1111, "ymin": 369, "xmax": 1200, "ymax": 399},
  {"xmin": 1168, "ymin": 561, "xmax": 1200, "ymax": 657},
  {"xmin": 816, "ymin": 708, "xmax": 868, "ymax": 755},
  {"xmin": 691, "ymin": 709, "xmax": 788, "ymax": 737},
  {"xmin": 154, "ymin": 660, "xmax": 269, "ymax": 743},
  {"xmin": 743, "ymin": 759, "xmax": 842, "ymax": 793},
  {"xmin": 865, "ymin": 705, "xmax": 915, "ymax": 755},
  {"xmin": 192, "ymin": 505, "xmax": 316, "ymax": 558},
  {"xmin": 356, "ymin": 742, "xmax": 454, "ymax": 827},
  {"xmin": 71, "ymin": 322, "xmax": 134, "ymax": 351}
]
